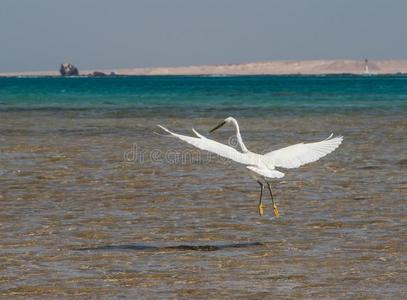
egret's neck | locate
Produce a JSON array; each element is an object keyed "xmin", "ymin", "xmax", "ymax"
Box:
[{"xmin": 230, "ymin": 118, "xmax": 249, "ymax": 153}]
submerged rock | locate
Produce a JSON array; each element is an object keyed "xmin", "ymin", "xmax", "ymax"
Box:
[{"xmin": 59, "ymin": 63, "xmax": 79, "ymax": 76}]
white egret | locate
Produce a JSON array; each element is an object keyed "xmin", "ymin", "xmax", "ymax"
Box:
[{"xmin": 158, "ymin": 117, "xmax": 343, "ymax": 217}]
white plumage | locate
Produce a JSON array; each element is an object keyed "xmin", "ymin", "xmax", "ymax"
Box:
[
  {"xmin": 263, "ymin": 133, "xmax": 343, "ymax": 169},
  {"xmin": 158, "ymin": 117, "xmax": 343, "ymax": 217},
  {"xmin": 158, "ymin": 118, "xmax": 342, "ymax": 178}
]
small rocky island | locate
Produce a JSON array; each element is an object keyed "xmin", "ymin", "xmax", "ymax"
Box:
[
  {"xmin": 59, "ymin": 63, "xmax": 79, "ymax": 76},
  {"xmin": 90, "ymin": 71, "xmax": 117, "ymax": 77},
  {"xmin": 91, "ymin": 71, "xmax": 107, "ymax": 77}
]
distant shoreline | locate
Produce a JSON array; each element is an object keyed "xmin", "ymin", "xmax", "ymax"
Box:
[{"xmin": 1, "ymin": 59, "xmax": 407, "ymax": 77}]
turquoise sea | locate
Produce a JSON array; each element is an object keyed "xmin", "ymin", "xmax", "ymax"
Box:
[
  {"xmin": 1, "ymin": 75, "xmax": 407, "ymax": 114},
  {"xmin": 0, "ymin": 75, "xmax": 406, "ymax": 298}
]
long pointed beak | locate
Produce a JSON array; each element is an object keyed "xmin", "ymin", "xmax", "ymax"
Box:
[{"xmin": 209, "ymin": 121, "xmax": 226, "ymax": 133}]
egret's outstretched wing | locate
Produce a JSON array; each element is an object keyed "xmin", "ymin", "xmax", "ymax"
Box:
[
  {"xmin": 263, "ymin": 134, "xmax": 343, "ymax": 169},
  {"xmin": 158, "ymin": 125, "xmax": 248, "ymax": 164}
]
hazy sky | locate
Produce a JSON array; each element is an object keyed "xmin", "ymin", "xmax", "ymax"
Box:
[{"xmin": 1, "ymin": 0, "xmax": 407, "ymax": 72}]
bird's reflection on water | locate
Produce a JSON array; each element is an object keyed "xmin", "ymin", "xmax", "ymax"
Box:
[{"xmin": 77, "ymin": 242, "xmax": 263, "ymax": 252}]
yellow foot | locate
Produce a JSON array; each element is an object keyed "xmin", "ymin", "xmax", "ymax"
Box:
[
  {"xmin": 258, "ymin": 204, "xmax": 265, "ymax": 217},
  {"xmin": 273, "ymin": 204, "xmax": 280, "ymax": 218}
]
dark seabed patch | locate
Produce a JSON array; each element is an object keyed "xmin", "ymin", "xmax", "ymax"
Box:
[{"xmin": 76, "ymin": 242, "xmax": 263, "ymax": 252}]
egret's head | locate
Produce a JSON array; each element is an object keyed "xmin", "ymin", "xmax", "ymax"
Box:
[
  {"xmin": 224, "ymin": 117, "xmax": 235, "ymax": 123},
  {"xmin": 209, "ymin": 117, "xmax": 235, "ymax": 133}
]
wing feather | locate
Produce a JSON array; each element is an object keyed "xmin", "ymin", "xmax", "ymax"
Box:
[
  {"xmin": 263, "ymin": 135, "xmax": 343, "ymax": 169},
  {"xmin": 158, "ymin": 125, "xmax": 249, "ymax": 164}
]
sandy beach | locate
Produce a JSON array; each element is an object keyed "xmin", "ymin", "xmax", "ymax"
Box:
[{"xmin": 2, "ymin": 59, "xmax": 407, "ymax": 77}]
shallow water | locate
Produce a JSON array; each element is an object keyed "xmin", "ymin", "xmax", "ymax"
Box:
[{"xmin": 0, "ymin": 76, "xmax": 406, "ymax": 299}]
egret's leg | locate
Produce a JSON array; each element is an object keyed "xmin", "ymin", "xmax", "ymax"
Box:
[
  {"xmin": 266, "ymin": 181, "xmax": 279, "ymax": 217},
  {"xmin": 257, "ymin": 181, "xmax": 265, "ymax": 216}
]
